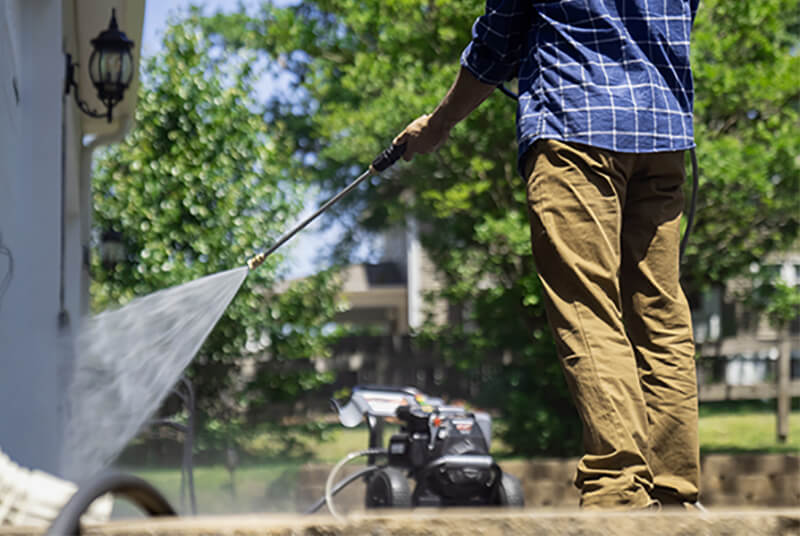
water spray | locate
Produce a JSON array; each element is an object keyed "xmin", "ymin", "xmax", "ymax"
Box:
[
  {"xmin": 61, "ymin": 142, "xmax": 407, "ymax": 483},
  {"xmin": 49, "ymin": 142, "xmax": 410, "ymax": 532}
]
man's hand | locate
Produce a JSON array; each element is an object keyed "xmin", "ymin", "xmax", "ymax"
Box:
[
  {"xmin": 389, "ymin": 67, "xmax": 497, "ymax": 163},
  {"xmin": 393, "ymin": 114, "xmax": 452, "ymax": 161}
]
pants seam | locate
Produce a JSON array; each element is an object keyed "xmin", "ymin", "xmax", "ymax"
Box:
[{"xmin": 572, "ymin": 299, "xmax": 620, "ymax": 449}]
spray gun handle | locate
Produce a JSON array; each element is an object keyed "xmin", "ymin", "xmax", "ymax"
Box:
[{"xmin": 370, "ymin": 143, "xmax": 407, "ymax": 173}]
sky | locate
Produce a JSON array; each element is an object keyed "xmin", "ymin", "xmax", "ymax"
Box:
[
  {"xmin": 142, "ymin": 1, "xmax": 260, "ymax": 58},
  {"xmin": 141, "ymin": 0, "xmax": 345, "ymax": 279}
]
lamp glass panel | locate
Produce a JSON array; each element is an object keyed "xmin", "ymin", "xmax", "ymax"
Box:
[
  {"xmin": 100, "ymin": 51, "xmax": 122, "ymax": 83},
  {"xmin": 89, "ymin": 49, "xmax": 100, "ymax": 85},
  {"xmin": 121, "ymin": 51, "xmax": 133, "ymax": 85}
]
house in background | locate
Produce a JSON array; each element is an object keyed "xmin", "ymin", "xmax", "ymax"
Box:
[
  {"xmin": 276, "ymin": 221, "xmax": 450, "ymax": 337},
  {"xmin": 311, "ymin": 223, "xmax": 799, "ymax": 403},
  {"xmin": 0, "ymin": 0, "xmax": 145, "ymax": 477},
  {"xmin": 692, "ymin": 250, "xmax": 800, "ymax": 387},
  {"xmin": 331, "ymin": 223, "xmax": 448, "ymax": 336},
  {"xmin": 273, "ymin": 222, "xmax": 487, "ymax": 399}
]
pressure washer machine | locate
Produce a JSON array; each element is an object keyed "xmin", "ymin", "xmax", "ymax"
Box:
[{"xmin": 326, "ymin": 385, "xmax": 524, "ymax": 512}]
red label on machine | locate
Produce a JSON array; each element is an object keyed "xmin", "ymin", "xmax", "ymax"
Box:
[{"xmin": 452, "ymin": 418, "xmax": 474, "ymax": 433}]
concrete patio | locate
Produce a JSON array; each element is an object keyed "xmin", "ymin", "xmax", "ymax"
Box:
[{"xmin": 2, "ymin": 508, "xmax": 800, "ymax": 536}]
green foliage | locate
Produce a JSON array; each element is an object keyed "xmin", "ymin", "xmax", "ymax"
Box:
[
  {"xmin": 202, "ymin": 0, "xmax": 799, "ymax": 456},
  {"xmin": 742, "ymin": 265, "xmax": 800, "ymax": 328},
  {"xmin": 684, "ymin": 0, "xmax": 800, "ymax": 292},
  {"xmin": 202, "ymin": 0, "xmax": 579, "ymax": 456},
  {"xmin": 91, "ymin": 21, "xmax": 342, "ymax": 443}
]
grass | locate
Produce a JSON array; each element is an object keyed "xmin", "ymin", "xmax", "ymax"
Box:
[
  {"xmin": 698, "ymin": 409, "xmax": 800, "ymax": 455},
  {"xmin": 273, "ymin": 410, "xmax": 800, "ymax": 461},
  {"xmin": 116, "ymin": 424, "xmax": 398, "ymax": 517},
  {"xmin": 237, "ymin": 421, "xmax": 517, "ymax": 463},
  {"xmin": 117, "ymin": 408, "xmax": 799, "ymax": 517},
  {"xmin": 116, "ymin": 462, "xmax": 301, "ymax": 517},
  {"xmin": 247, "ymin": 422, "xmax": 400, "ymax": 464}
]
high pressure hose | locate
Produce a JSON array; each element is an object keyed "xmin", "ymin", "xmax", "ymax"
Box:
[
  {"xmin": 43, "ymin": 146, "xmax": 404, "ymax": 533},
  {"xmin": 45, "ymin": 471, "xmax": 176, "ymax": 536},
  {"xmin": 681, "ymin": 147, "xmax": 700, "ymax": 263},
  {"xmin": 323, "ymin": 447, "xmax": 387, "ymax": 519},
  {"xmin": 304, "ymin": 465, "xmax": 380, "ymax": 514}
]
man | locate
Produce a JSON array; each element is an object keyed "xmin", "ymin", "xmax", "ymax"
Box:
[{"xmin": 394, "ymin": 0, "xmax": 701, "ymax": 510}]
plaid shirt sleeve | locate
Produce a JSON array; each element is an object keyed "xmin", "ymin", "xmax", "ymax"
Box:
[{"xmin": 460, "ymin": 0, "xmax": 533, "ymax": 85}]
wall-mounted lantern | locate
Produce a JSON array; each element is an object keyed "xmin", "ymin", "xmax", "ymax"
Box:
[{"xmin": 64, "ymin": 8, "xmax": 135, "ymax": 123}]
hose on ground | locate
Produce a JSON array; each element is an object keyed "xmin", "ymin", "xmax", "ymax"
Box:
[
  {"xmin": 304, "ymin": 465, "xmax": 379, "ymax": 514},
  {"xmin": 45, "ymin": 471, "xmax": 176, "ymax": 536},
  {"xmin": 324, "ymin": 448, "xmax": 386, "ymax": 519}
]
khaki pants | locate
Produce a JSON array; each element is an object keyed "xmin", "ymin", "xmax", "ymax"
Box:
[{"xmin": 524, "ymin": 139, "xmax": 700, "ymax": 509}]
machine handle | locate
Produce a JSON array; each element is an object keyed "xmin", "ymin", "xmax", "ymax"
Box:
[
  {"xmin": 371, "ymin": 143, "xmax": 407, "ymax": 172},
  {"xmin": 425, "ymin": 455, "xmax": 495, "ymax": 471}
]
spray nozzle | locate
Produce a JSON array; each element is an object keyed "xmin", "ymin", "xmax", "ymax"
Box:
[{"xmin": 247, "ymin": 252, "xmax": 267, "ymax": 271}]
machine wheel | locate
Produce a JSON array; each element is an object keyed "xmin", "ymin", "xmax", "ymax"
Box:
[
  {"xmin": 493, "ymin": 472, "xmax": 525, "ymax": 507},
  {"xmin": 365, "ymin": 468, "xmax": 412, "ymax": 509}
]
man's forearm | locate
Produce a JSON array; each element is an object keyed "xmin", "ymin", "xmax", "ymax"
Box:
[
  {"xmin": 430, "ymin": 66, "xmax": 497, "ymax": 131},
  {"xmin": 393, "ymin": 66, "xmax": 497, "ymax": 160}
]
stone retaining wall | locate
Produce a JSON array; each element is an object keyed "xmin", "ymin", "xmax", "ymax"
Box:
[{"xmin": 294, "ymin": 453, "xmax": 799, "ymax": 512}]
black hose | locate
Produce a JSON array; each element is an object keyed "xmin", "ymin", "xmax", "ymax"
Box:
[
  {"xmin": 497, "ymin": 84, "xmax": 519, "ymax": 101},
  {"xmin": 45, "ymin": 471, "xmax": 176, "ymax": 536},
  {"xmin": 680, "ymin": 147, "xmax": 699, "ymax": 263},
  {"xmin": 47, "ymin": 464, "xmax": 375, "ymax": 531},
  {"xmin": 304, "ymin": 465, "xmax": 380, "ymax": 514}
]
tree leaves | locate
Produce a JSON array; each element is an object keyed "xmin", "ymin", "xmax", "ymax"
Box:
[
  {"xmin": 201, "ymin": 0, "xmax": 799, "ymax": 456},
  {"xmin": 91, "ymin": 20, "xmax": 342, "ymax": 445},
  {"xmin": 683, "ymin": 0, "xmax": 800, "ymax": 292}
]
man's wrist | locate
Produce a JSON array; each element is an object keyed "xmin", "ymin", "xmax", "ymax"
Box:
[{"xmin": 428, "ymin": 108, "xmax": 457, "ymax": 133}]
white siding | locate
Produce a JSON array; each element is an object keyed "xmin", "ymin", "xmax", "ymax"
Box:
[
  {"xmin": 0, "ymin": 0, "xmax": 69, "ymax": 476},
  {"xmin": 0, "ymin": 0, "xmax": 144, "ymax": 477}
]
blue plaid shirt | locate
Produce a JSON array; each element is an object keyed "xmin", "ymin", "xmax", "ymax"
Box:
[{"xmin": 461, "ymin": 0, "xmax": 699, "ymax": 173}]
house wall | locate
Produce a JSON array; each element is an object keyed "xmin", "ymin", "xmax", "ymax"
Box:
[
  {"xmin": 0, "ymin": 0, "xmax": 84, "ymax": 476},
  {"xmin": 694, "ymin": 254, "xmax": 800, "ymax": 359},
  {"xmin": 692, "ymin": 252, "xmax": 800, "ymax": 395}
]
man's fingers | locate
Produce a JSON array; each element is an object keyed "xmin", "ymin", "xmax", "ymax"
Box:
[{"xmin": 393, "ymin": 113, "xmax": 441, "ymax": 163}]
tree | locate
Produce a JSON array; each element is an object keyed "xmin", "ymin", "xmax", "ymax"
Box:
[
  {"xmin": 91, "ymin": 19, "xmax": 342, "ymax": 452},
  {"xmin": 684, "ymin": 0, "xmax": 800, "ymax": 293},
  {"xmin": 202, "ymin": 0, "xmax": 800, "ymax": 456}
]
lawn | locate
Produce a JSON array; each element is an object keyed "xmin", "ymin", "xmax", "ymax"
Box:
[
  {"xmin": 272, "ymin": 408, "xmax": 800, "ymax": 460},
  {"xmin": 698, "ymin": 409, "xmax": 800, "ymax": 455},
  {"xmin": 116, "ymin": 462, "xmax": 301, "ymax": 517},
  {"xmin": 117, "ymin": 408, "xmax": 799, "ymax": 517}
]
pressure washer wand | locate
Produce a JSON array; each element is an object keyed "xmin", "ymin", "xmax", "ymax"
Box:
[{"xmin": 247, "ymin": 143, "xmax": 407, "ymax": 270}]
